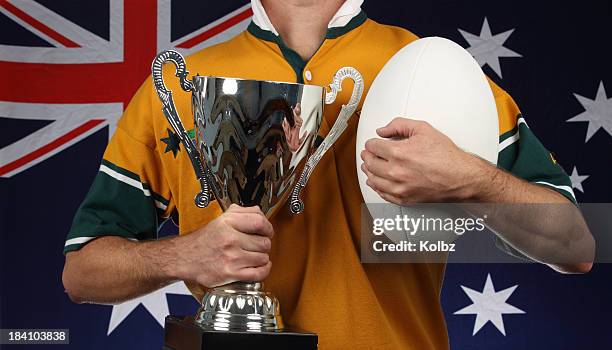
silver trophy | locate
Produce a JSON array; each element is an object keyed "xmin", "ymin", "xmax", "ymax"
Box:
[{"xmin": 152, "ymin": 50, "xmax": 363, "ymax": 333}]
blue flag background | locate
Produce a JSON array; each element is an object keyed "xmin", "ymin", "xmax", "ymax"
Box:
[{"xmin": 0, "ymin": 0, "xmax": 610, "ymax": 349}]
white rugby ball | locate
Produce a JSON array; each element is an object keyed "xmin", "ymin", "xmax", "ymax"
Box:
[{"xmin": 356, "ymin": 37, "xmax": 499, "ymax": 205}]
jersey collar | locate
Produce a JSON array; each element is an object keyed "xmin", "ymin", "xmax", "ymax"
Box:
[
  {"xmin": 247, "ymin": 1, "xmax": 367, "ymax": 84},
  {"xmin": 250, "ymin": 0, "xmax": 365, "ymax": 36}
]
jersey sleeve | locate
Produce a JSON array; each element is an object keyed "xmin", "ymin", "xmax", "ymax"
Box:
[
  {"xmin": 493, "ymin": 84, "xmax": 576, "ymax": 203},
  {"xmin": 64, "ymin": 78, "xmax": 174, "ymax": 254},
  {"xmin": 491, "ymin": 83, "xmax": 576, "ymax": 260}
]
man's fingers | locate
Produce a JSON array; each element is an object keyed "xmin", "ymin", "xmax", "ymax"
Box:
[
  {"xmin": 226, "ymin": 213, "xmax": 274, "ymax": 237},
  {"xmin": 234, "ymin": 250, "xmax": 270, "ymax": 268},
  {"xmin": 360, "ymin": 150, "xmax": 389, "ymax": 177},
  {"xmin": 376, "ymin": 117, "xmax": 422, "ymax": 138},
  {"xmin": 235, "ymin": 261, "xmax": 272, "ymax": 282},
  {"xmin": 364, "ymin": 138, "xmax": 398, "ymax": 160},
  {"xmin": 362, "ymin": 164, "xmax": 399, "ymax": 192},
  {"xmin": 239, "ymin": 234, "xmax": 272, "ymax": 253},
  {"xmin": 226, "ymin": 204, "xmax": 263, "ymax": 214}
]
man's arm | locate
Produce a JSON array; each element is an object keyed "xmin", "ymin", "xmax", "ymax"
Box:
[
  {"xmin": 64, "ymin": 236, "xmax": 174, "ymax": 304},
  {"xmin": 360, "ymin": 118, "xmax": 595, "ymax": 273},
  {"xmin": 459, "ymin": 155, "xmax": 594, "ymax": 273},
  {"xmin": 62, "ymin": 205, "xmax": 274, "ymax": 304}
]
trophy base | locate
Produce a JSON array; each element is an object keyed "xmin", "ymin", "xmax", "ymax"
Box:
[
  {"xmin": 196, "ymin": 282, "xmax": 282, "ymax": 331},
  {"xmin": 164, "ymin": 316, "xmax": 318, "ymax": 350}
]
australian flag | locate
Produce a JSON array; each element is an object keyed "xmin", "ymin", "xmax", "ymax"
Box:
[{"xmin": 0, "ymin": 0, "xmax": 610, "ymax": 349}]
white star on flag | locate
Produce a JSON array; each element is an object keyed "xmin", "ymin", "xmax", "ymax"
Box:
[
  {"xmin": 569, "ymin": 166, "xmax": 590, "ymax": 193},
  {"xmin": 454, "ymin": 274, "xmax": 525, "ymax": 336},
  {"xmin": 107, "ymin": 281, "xmax": 193, "ymax": 335},
  {"xmin": 458, "ymin": 17, "xmax": 522, "ymax": 79},
  {"xmin": 567, "ymin": 81, "xmax": 612, "ymax": 142}
]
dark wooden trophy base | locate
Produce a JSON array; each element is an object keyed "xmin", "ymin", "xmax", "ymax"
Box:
[{"xmin": 163, "ymin": 316, "xmax": 318, "ymax": 350}]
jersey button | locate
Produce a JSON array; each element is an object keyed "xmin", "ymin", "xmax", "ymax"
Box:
[{"xmin": 304, "ymin": 70, "xmax": 312, "ymax": 81}]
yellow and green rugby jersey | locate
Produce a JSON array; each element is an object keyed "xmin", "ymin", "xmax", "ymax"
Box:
[{"xmin": 65, "ymin": 10, "xmax": 575, "ymax": 350}]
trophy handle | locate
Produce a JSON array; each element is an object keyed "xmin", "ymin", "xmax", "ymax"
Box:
[
  {"xmin": 152, "ymin": 50, "xmax": 212, "ymax": 208},
  {"xmin": 289, "ymin": 67, "xmax": 364, "ymax": 214}
]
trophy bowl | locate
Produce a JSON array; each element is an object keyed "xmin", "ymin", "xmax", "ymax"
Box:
[
  {"xmin": 191, "ymin": 74, "xmax": 324, "ymax": 218},
  {"xmin": 152, "ymin": 50, "xmax": 363, "ymax": 333}
]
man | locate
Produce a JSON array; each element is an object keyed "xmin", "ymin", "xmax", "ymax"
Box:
[{"xmin": 62, "ymin": 0, "xmax": 594, "ymax": 348}]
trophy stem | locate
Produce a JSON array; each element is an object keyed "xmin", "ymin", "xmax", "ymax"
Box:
[{"xmin": 196, "ymin": 282, "xmax": 284, "ymax": 332}]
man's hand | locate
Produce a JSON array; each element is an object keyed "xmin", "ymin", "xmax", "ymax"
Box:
[
  {"xmin": 360, "ymin": 117, "xmax": 487, "ymax": 204},
  {"xmin": 170, "ymin": 204, "xmax": 274, "ymax": 288}
]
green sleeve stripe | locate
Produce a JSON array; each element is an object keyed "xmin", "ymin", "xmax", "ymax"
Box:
[
  {"xmin": 499, "ymin": 126, "xmax": 519, "ymax": 144},
  {"xmin": 533, "ymin": 181, "xmax": 577, "ymax": 202},
  {"xmin": 99, "ymin": 159, "xmax": 170, "ymax": 208},
  {"xmin": 152, "ymin": 192, "xmax": 170, "ymax": 208},
  {"xmin": 499, "ymin": 131, "xmax": 519, "ymax": 152},
  {"xmin": 64, "ymin": 237, "xmax": 140, "ymax": 254},
  {"xmin": 64, "ymin": 236, "xmax": 139, "ymax": 249},
  {"xmin": 498, "ymin": 114, "xmax": 528, "ymax": 147},
  {"xmin": 497, "ymin": 115, "xmax": 528, "ymax": 169},
  {"xmin": 65, "ymin": 236, "xmax": 96, "ymax": 246},
  {"xmin": 498, "ymin": 115, "xmax": 528, "ymax": 144},
  {"xmin": 101, "ymin": 159, "xmax": 140, "ymax": 182},
  {"xmin": 497, "ymin": 127, "xmax": 520, "ymax": 171},
  {"xmin": 64, "ymin": 237, "xmax": 97, "ymax": 252}
]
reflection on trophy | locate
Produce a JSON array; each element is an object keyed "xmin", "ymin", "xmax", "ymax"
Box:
[{"xmin": 152, "ymin": 50, "xmax": 363, "ymax": 348}]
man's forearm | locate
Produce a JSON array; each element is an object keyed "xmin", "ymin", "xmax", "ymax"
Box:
[
  {"xmin": 466, "ymin": 157, "xmax": 595, "ymax": 272},
  {"xmin": 470, "ymin": 156, "xmax": 569, "ymax": 204},
  {"xmin": 62, "ymin": 236, "xmax": 184, "ymax": 304}
]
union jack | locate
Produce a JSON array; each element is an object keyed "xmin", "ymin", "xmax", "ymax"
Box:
[{"xmin": 0, "ymin": 0, "xmax": 252, "ymax": 177}]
